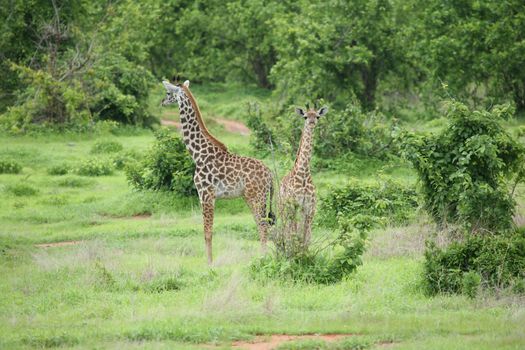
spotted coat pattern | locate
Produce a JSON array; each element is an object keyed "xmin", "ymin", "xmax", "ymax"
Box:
[
  {"xmin": 162, "ymin": 81, "xmax": 274, "ymax": 264},
  {"xmin": 279, "ymin": 107, "xmax": 327, "ymax": 246}
]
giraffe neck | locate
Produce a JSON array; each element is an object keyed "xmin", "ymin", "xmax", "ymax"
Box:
[
  {"xmin": 178, "ymin": 91, "xmax": 225, "ymax": 161},
  {"xmin": 292, "ymin": 122, "xmax": 315, "ymax": 177}
]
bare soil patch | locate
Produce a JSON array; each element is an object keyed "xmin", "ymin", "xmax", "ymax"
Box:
[
  {"xmin": 160, "ymin": 117, "xmax": 251, "ymax": 136},
  {"xmin": 231, "ymin": 334, "xmax": 355, "ymax": 350},
  {"xmin": 215, "ymin": 117, "xmax": 251, "ymax": 136},
  {"xmin": 160, "ymin": 119, "xmax": 182, "ymax": 129},
  {"xmin": 35, "ymin": 241, "xmax": 82, "ymax": 248}
]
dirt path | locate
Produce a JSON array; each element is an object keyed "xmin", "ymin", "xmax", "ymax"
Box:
[
  {"xmin": 231, "ymin": 334, "xmax": 355, "ymax": 350},
  {"xmin": 215, "ymin": 117, "xmax": 251, "ymax": 136},
  {"xmin": 35, "ymin": 241, "xmax": 82, "ymax": 248},
  {"xmin": 161, "ymin": 117, "xmax": 250, "ymax": 136}
]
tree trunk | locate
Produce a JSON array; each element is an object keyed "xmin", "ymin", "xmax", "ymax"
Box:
[{"xmin": 360, "ymin": 62, "xmax": 378, "ymax": 111}]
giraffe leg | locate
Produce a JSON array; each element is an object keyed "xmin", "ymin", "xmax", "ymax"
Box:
[
  {"xmin": 200, "ymin": 192, "xmax": 215, "ymax": 265},
  {"xmin": 245, "ymin": 195, "xmax": 268, "ymax": 251},
  {"xmin": 303, "ymin": 212, "xmax": 314, "ymax": 248}
]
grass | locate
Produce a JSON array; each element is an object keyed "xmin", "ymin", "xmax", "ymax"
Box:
[{"xmin": 1, "ymin": 84, "xmax": 525, "ymax": 349}]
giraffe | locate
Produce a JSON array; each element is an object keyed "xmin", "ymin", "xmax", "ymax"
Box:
[
  {"xmin": 161, "ymin": 80, "xmax": 275, "ymax": 264},
  {"xmin": 279, "ymin": 105, "xmax": 328, "ymax": 248}
]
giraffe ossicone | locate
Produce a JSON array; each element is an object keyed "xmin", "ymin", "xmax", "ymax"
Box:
[{"xmin": 161, "ymin": 79, "xmax": 275, "ymax": 265}]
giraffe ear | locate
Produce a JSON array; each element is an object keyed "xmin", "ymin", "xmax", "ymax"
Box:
[
  {"xmin": 317, "ymin": 106, "xmax": 329, "ymax": 117},
  {"xmin": 162, "ymin": 80, "xmax": 178, "ymax": 92},
  {"xmin": 295, "ymin": 108, "xmax": 305, "ymax": 117},
  {"xmin": 183, "ymin": 80, "xmax": 190, "ymax": 87}
]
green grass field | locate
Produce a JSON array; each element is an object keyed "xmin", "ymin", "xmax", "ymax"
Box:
[{"xmin": 1, "ymin": 84, "xmax": 524, "ymax": 349}]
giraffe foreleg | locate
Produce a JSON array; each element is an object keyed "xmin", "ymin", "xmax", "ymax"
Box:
[{"xmin": 200, "ymin": 191, "xmax": 216, "ymax": 265}]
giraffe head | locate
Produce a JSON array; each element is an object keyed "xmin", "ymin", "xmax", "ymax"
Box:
[
  {"xmin": 295, "ymin": 105, "xmax": 329, "ymax": 126},
  {"xmin": 161, "ymin": 80, "xmax": 190, "ymax": 106}
]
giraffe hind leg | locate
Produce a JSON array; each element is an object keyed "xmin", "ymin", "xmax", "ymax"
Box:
[{"xmin": 245, "ymin": 195, "xmax": 269, "ymax": 250}]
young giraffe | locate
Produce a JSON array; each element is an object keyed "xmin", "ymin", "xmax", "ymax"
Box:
[
  {"xmin": 279, "ymin": 105, "xmax": 328, "ymax": 247},
  {"xmin": 161, "ymin": 80, "xmax": 275, "ymax": 264}
]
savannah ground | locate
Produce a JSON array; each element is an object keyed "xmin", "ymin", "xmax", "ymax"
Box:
[{"xmin": 1, "ymin": 85, "xmax": 524, "ymax": 350}]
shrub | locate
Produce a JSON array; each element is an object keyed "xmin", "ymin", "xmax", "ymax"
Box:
[
  {"xmin": 402, "ymin": 101, "xmax": 524, "ymax": 232},
  {"xmin": 424, "ymin": 230, "xmax": 525, "ymax": 296},
  {"xmin": 47, "ymin": 163, "xmax": 71, "ymax": 175},
  {"xmin": 246, "ymin": 102, "xmax": 278, "ymax": 155},
  {"xmin": 74, "ymin": 159, "xmax": 113, "ymax": 176},
  {"xmin": 0, "ymin": 160, "xmax": 22, "ymax": 174},
  {"xmin": 251, "ymin": 217, "xmax": 367, "ymax": 284},
  {"xmin": 112, "ymin": 150, "xmax": 142, "ymax": 170},
  {"xmin": 319, "ymin": 180, "xmax": 418, "ymax": 228},
  {"xmin": 90, "ymin": 141, "xmax": 123, "ymax": 154},
  {"xmin": 144, "ymin": 274, "xmax": 184, "ymax": 293},
  {"xmin": 315, "ymin": 104, "xmax": 399, "ymax": 160},
  {"xmin": 5, "ymin": 183, "xmax": 38, "ymax": 196},
  {"xmin": 125, "ymin": 129, "xmax": 196, "ymax": 196}
]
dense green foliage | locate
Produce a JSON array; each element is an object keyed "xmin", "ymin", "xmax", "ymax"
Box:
[
  {"xmin": 419, "ymin": 0, "xmax": 525, "ymax": 111},
  {"xmin": 126, "ymin": 129, "xmax": 196, "ymax": 196},
  {"xmin": 402, "ymin": 102, "xmax": 524, "ymax": 232},
  {"xmin": 251, "ymin": 218, "xmax": 367, "ymax": 284},
  {"xmin": 3, "ymin": 0, "xmax": 525, "ymax": 130},
  {"xmin": 424, "ymin": 231, "xmax": 525, "ymax": 296},
  {"xmin": 319, "ymin": 180, "xmax": 418, "ymax": 228},
  {"xmin": 0, "ymin": 0, "xmax": 157, "ymax": 130}
]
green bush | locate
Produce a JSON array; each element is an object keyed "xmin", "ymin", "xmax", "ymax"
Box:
[
  {"xmin": 90, "ymin": 141, "xmax": 124, "ymax": 154},
  {"xmin": 47, "ymin": 163, "xmax": 71, "ymax": 176},
  {"xmin": 424, "ymin": 231, "xmax": 525, "ymax": 296},
  {"xmin": 125, "ymin": 129, "xmax": 196, "ymax": 196},
  {"xmin": 315, "ymin": 104, "xmax": 399, "ymax": 160},
  {"xmin": 246, "ymin": 102, "xmax": 278, "ymax": 155},
  {"xmin": 402, "ymin": 101, "xmax": 524, "ymax": 232},
  {"xmin": 5, "ymin": 183, "xmax": 38, "ymax": 196},
  {"xmin": 74, "ymin": 159, "xmax": 113, "ymax": 177},
  {"xmin": 0, "ymin": 160, "xmax": 22, "ymax": 174},
  {"xmin": 112, "ymin": 150, "xmax": 142, "ymax": 170},
  {"xmin": 251, "ymin": 217, "xmax": 367, "ymax": 284},
  {"xmin": 143, "ymin": 274, "xmax": 185, "ymax": 293},
  {"xmin": 319, "ymin": 180, "xmax": 418, "ymax": 228}
]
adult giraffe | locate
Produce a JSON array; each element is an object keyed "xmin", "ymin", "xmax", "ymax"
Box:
[
  {"xmin": 161, "ymin": 80, "xmax": 275, "ymax": 264},
  {"xmin": 279, "ymin": 105, "xmax": 328, "ymax": 247}
]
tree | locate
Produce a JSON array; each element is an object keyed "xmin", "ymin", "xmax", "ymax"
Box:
[
  {"xmin": 270, "ymin": 0, "xmax": 408, "ymax": 110},
  {"xmin": 0, "ymin": 0, "xmax": 159, "ymax": 130},
  {"xmin": 420, "ymin": 0, "xmax": 525, "ymax": 111},
  {"xmin": 149, "ymin": 0, "xmax": 282, "ymax": 88}
]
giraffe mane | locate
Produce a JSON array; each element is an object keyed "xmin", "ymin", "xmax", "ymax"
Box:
[
  {"xmin": 181, "ymin": 85, "xmax": 228, "ymax": 152},
  {"xmin": 293, "ymin": 130, "xmax": 305, "ymax": 168}
]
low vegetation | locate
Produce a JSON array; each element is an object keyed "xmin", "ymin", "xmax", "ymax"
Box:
[
  {"xmin": 125, "ymin": 129, "xmax": 196, "ymax": 196},
  {"xmin": 0, "ymin": 160, "xmax": 22, "ymax": 174}
]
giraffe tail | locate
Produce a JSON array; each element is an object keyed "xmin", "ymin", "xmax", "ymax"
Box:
[{"xmin": 267, "ymin": 182, "xmax": 276, "ymax": 226}]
